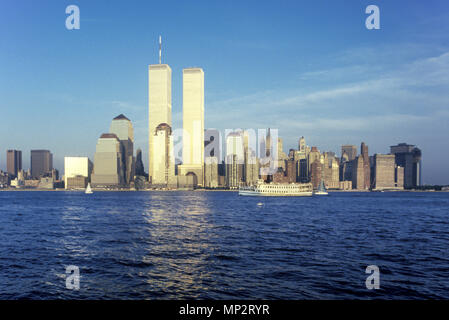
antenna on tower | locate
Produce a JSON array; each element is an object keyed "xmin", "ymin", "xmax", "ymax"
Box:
[{"xmin": 159, "ymin": 35, "xmax": 162, "ymax": 64}]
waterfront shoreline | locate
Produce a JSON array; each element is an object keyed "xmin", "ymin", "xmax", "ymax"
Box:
[{"xmin": 0, "ymin": 188, "xmax": 446, "ymax": 193}]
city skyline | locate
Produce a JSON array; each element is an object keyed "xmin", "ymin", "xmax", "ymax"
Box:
[{"xmin": 1, "ymin": 1, "xmax": 449, "ymax": 184}]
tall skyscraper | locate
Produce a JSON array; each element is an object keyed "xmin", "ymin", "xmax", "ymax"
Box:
[
  {"xmin": 361, "ymin": 142, "xmax": 371, "ymax": 189},
  {"xmin": 277, "ymin": 137, "xmax": 287, "ymax": 171},
  {"xmin": 135, "ymin": 148, "xmax": 145, "ymax": 177},
  {"xmin": 31, "ymin": 150, "xmax": 53, "ymax": 179},
  {"xmin": 178, "ymin": 68, "xmax": 205, "ymax": 186},
  {"xmin": 351, "ymin": 156, "xmax": 365, "ymax": 190},
  {"xmin": 341, "ymin": 145, "xmax": 357, "ymax": 161},
  {"xmin": 91, "ymin": 133, "xmax": 125, "ymax": 187},
  {"xmin": 7, "ymin": 150, "xmax": 22, "ymax": 177},
  {"xmin": 225, "ymin": 132, "xmax": 244, "ymax": 188},
  {"xmin": 204, "ymin": 156, "xmax": 219, "ymax": 188},
  {"xmin": 372, "ymin": 154, "xmax": 396, "ymax": 190},
  {"xmin": 148, "ymin": 64, "xmax": 173, "ymax": 186},
  {"xmin": 390, "ymin": 143, "xmax": 422, "ymax": 188},
  {"xmin": 110, "ymin": 114, "xmax": 135, "ymax": 185}
]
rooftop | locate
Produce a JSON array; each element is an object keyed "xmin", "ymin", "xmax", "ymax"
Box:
[
  {"xmin": 100, "ymin": 133, "xmax": 119, "ymax": 140},
  {"xmin": 113, "ymin": 114, "xmax": 130, "ymax": 121}
]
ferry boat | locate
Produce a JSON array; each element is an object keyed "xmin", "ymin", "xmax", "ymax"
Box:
[{"xmin": 239, "ymin": 179, "xmax": 313, "ymax": 197}]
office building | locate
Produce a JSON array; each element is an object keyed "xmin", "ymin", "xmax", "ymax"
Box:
[
  {"xmin": 110, "ymin": 114, "xmax": 135, "ymax": 185},
  {"xmin": 204, "ymin": 156, "xmax": 219, "ymax": 188},
  {"xmin": 361, "ymin": 142, "xmax": 371, "ymax": 189},
  {"xmin": 178, "ymin": 68, "xmax": 205, "ymax": 187},
  {"xmin": 277, "ymin": 138, "xmax": 288, "ymax": 171},
  {"xmin": 351, "ymin": 155, "xmax": 365, "ymax": 190},
  {"xmin": 64, "ymin": 156, "xmax": 93, "ymax": 189},
  {"xmin": 308, "ymin": 146, "xmax": 321, "ymax": 175},
  {"xmin": 6, "ymin": 150, "xmax": 22, "ymax": 178},
  {"xmin": 310, "ymin": 160, "xmax": 323, "ymax": 190},
  {"xmin": 372, "ymin": 154, "xmax": 396, "ymax": 190},
  {"xmin": 390, "ymin": 143, "xmax": 422, "ymax": 188},
  {"xmin": 91, "ymin": 133, "xmax": 125, "ymax": 187},
  {"xmin": 225, "ymin": 132, "xmax": 244, "ymax": 188},
  {"xmin": 341, "ymin": 145, "xmax": 357, "ymax": 161},
  {"xmin": 148, "ymin": 64, "xmax": 173, "ymax": 185},
  {"xmin": 31, "ymin": 150, "xmax": 53, "ymax": 179},
  {"xmin": 135, "ymin": 148, "xmax": 145, "ymax": 177}
]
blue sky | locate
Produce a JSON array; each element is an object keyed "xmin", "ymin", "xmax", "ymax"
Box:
[{"xmin": 1, "ymin": 0, "xmax": 448, "ymax": 184}]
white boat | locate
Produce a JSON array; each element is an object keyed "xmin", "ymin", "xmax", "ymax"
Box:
[
  {"xmin": 239, "ymin": 179, "xmax": 313, "ymax": 197},
  {"xmin": 85, "ymin": 183, "xmax": 93, "ymax": 194},
  {"xmin": 314, "ymin": 180, "xmax": 328, "ymax": 196}
]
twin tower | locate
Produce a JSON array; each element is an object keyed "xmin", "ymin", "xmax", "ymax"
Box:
[{"xmin": 148, "ymin": 64, "xmax": 204, "ymax": 188}]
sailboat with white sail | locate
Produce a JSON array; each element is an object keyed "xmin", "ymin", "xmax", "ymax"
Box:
[
  {"xmin": 314, "ymin": 179, "xmax": 328, "ymax": 196},
  {"xmin": 85, "ymin": 183, "xmax": 93, "ymax": 194}
]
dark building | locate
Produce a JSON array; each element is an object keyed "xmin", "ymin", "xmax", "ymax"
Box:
[
  {"xmin": 298, "ymin": 158, "xmax": 308, "ymax": 182},
  {"xmin": 340, "ymin": 158, "xmax": 353, "ymax": 181},
  {"xmin": 285, "ymin": 159, "xmax": 297, "ymax": 183},
  {"xmin": 31, "ymin": 150, "xmax": 53, "ymax": 179},
  {"xmin": 390, "ymin": 143, "xmax": 422, "ymax": 188},
  {"xmin": 361, "ymin": 142, "xmax": 371, "ymax": 189},
  {"xmin": 310, "ymin": 161, "xmax": 323, "ymax": 190},
  {"xmin": 135, "ymin": 148, "xmax": 146, "ymax": 177},
  {"xmin": 7, "ymin": 150, "xmax": 22, "ymax": 178}
]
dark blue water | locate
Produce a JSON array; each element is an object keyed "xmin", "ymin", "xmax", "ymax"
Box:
[{"xmin": 0, "ymin": 191, "xmax": 448, "ymax": 299}]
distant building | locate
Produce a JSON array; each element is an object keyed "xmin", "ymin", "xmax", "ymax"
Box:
[
  {"xmin": 242, "ymin": 130, "xmax": 259, "ymax": 186},
  {"xmin": 351, "ymin": 156, "xmax": 365, "ymax": 190},
  {"xmin": 340, "ymin": 154, "xmax": 353, "ymax": 182},
  {"xmin": 310, "ymin": 160, "xmax": 322, "ymax": 190},
  {"xmin": 178, "ymin": 68, "xmax": 205, "ymax": 187},
  {"xmin": 341, "ymin": 145, "xmax": 357, "ymax": 161},
  {"xmin": 286, "ymin": 159, "xmax": 297, "ymax": 183},
  {"xmin": 294, "ymin": 136, "xmax": 309, "ymax": 183},
  {"xmin": 0, "ymin": 171, "xmax": 9, "ymax": 187},
  {"xmin": 339, "ymin": 180, "xmax": 352, "ymax": 190},
  {"xmin": 148, "ymin": 64, "xmax": 173, "ymax": 186},
  {"xmin": 277, "ymin": 138, "xmax": 288, "ymax": 171},
  {"xmin": 372, "ymin": 154, "xmax": 396, "ymax": 190},
  {"xmin": 273, "ymin": 168, "xmax": 289, "ymax": 183},
  {"xmin": 31, "ymin": 150, "xmax": 53, "ymax": 179},
  {"xmin": 152, "ymin": 123, "xmax": 176, "ymax": 188},
  {"xmin": 395, "ymin": 166, "xmax": 404, "ymax": 189},
  {"xmin": 323, "ymin": 154, "xmax": 339, "ymax": 189},
  {"xmin": 66, "ymin": 176, "xmax": 88, "ymax": 189},
  {"xmin": 225, "ymin": 132, "xmax": 244, "ymax": 188},
  {"xmin": 361, "ymin": 142, "xmax": 371, "ymax": 189},
  {"xmin": 204, "ymin": 156, "xmax": 219, "ymax": 188},
  {"xmin": 91, "ymin": 133, "xmax": 125, "ymax": 187},
  {"xmin": 390, "ymin": 143, "xmax": 422, "ymax": 188},
  {"xmin": 6, "ymin": 150, "xmax": 22, "ymax": 178},
  {"xmin": 38, "ymin": 177, "xmax": 54, "ymax": 189},
  {"xmin": 64, "ymin": 156, "xmax": 93, "ymax": 189},
  {"xmin": 135, "ymin": 148, "xmax": 146, "ymax": 177},
  {"xmin": 110, "ymin": 114, "xmax": 135, "ymax": 185}
]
